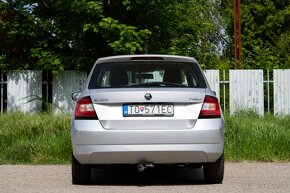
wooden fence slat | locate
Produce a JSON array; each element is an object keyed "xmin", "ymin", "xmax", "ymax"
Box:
[
  {"xmin": 52, "ymin": 71, "xmax": 87, "ymax": 114},
  {"xmin": 204, "ymin": 70, "xmax": 220, "ymax": 100},
  {"xmin": 229, "ymin": 70, "xmax": 264, "ymax": 115},
  {"xmin": 7, "ymin": 70, "xmax": 42, "ymax": 113},
  {"xmin": 274, "ymin": 69, "xmax": 290, "ymax": 115}
]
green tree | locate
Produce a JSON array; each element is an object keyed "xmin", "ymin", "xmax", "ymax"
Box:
[
  {"xmin": 0, "ymin": 0, "xmax": 151, "ymax": 71},
  {"xmin": 107, "ymin": 0, "xmax": 228, "ymax": 69},
  {"xmin": 1, "ymin": 0, "xmax": 227, "ymax": 70},
  {"xmin": 221, "ymin": 0, "xmax": 290, "ymax": 69}
]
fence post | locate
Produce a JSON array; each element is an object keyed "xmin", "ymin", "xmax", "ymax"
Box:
[{"xmin": 223, "ymin": 70, "xmax": 226, "ymax": 112}]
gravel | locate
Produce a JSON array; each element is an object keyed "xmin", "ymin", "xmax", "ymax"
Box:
[{"xmin": 0, "ymin": 163, "xmax": 289, "ymax": 193}]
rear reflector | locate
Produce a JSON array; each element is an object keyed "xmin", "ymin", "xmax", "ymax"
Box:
[
  {"xmin": 75, "ymin": 96, "xmax": 97, "ymax": 119},
  {"xmin": 199, "ymin": 96, "xmax": 221, "ymax": 118}
]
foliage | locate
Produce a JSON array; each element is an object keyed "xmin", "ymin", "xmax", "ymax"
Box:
[
  {"xmin": 0, "ymin": 0, "xmax": 227, "ymax": 71},
  {"xmin": 107, "ymin": 0, "xmax": 228, "ymax": 69},
  {"xmin": 221, "ymin": 0, "xmax": 290, "ymax": 69},
  {"xmin": 2, "ymin": 0, "xmax": 290, "ymax": 70},
  {"xmin": 0, "ymin": 0, "xmax": 151, "ymax": 71}
]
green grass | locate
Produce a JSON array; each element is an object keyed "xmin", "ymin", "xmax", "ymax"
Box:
[
  {"xmin": 0, "ymin": 112, "xmax": 71, "ymax": 164},
  {"xmin": 225, "ymin": 111, "xmax": 290, "ymax": 162},
  {"xmin": 0, "ymin": 111, "xmax": 290, "ymax": 164}
]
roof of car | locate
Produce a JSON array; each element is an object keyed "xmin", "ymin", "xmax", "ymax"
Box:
[{"xmin": 96, "ymin": 55, "xmax": 198, "ymax": 64}]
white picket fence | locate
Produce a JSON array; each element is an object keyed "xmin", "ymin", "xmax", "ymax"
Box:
[{"xmin": 1, "ymin": 70, "xmax": 290, "ymax": 115}]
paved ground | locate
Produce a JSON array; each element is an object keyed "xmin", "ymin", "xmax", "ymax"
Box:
[{"xmin": 0, "ymin": 163, "xmax": 289, "ymax": 193}]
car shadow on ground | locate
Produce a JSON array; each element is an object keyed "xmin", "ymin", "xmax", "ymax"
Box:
[{"xmin": 90, "ymin": 166, "xmax": 205, "ymax": 186}]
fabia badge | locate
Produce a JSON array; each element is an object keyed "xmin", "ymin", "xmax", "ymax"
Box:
[{"xmin": 144, "ymin": 93, "xmax": 152, "ymax": 100}]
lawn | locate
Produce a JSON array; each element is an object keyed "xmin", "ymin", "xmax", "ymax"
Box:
[{"xmin": 0, "ymin": 111, "xmax": 289, "ymax": 164}]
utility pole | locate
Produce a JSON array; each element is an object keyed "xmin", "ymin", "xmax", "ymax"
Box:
[{"xmin": 234, "ymin": 0, "xmax": 242, "ymax": 68}]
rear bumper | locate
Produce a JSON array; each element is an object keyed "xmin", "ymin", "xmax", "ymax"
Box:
[
  {"xmin": 73, "ymin": 144, "xmax": 223, "ymax": 164},
  {"xmin": 71, "ymin": 118, "xmax": 224, "ymax": 165}
]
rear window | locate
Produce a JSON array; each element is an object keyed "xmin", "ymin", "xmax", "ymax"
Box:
[{"xmin": 88, "ymin": 61, "xmax": 206, "ymax": 89}]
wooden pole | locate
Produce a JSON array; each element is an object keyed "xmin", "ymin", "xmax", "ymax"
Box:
[{"xmin": 234, "ymin": 0, "xmax": 242, "ymax": 68}]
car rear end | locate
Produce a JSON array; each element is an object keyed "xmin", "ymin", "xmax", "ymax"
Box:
[{"xmin": 71, "ymin": 55, "xmax": 224, "ymax": 184}]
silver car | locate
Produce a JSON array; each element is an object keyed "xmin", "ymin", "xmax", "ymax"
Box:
[{"xmin": 71, "ymin": 55, "xmax": 224, "ymax": 184}]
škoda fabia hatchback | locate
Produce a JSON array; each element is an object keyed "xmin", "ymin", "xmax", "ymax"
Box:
[{"xmin": 71, "ymin": 55, "xmax": 224, "ymax": 184}]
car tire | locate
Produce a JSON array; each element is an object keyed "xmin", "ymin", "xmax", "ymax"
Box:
[
  {"xmin": 203, "ymin": 153, "xmax": 224, "ymax": 184},
  {"xmin": 72, "ymin": 154, "xmax": 91, "ymax": 185}
]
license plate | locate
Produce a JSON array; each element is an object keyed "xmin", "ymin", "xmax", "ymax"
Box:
[{"xmin": 123, "ymin": 104, "xmax": 174, "ymax": 117}]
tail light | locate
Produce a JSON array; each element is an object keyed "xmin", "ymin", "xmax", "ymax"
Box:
[
  {"xmin": 199, "ymin": 96, "xmax": 221, "ymax": 118},
  {"xmin": 75, "ymin": 96, "xmax": 97, "ymax": 119}
]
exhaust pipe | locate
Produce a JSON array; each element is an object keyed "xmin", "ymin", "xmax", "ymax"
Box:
[{"xmin": 137, "ymin": 162, "xmax": 154, "ymax": 172}]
